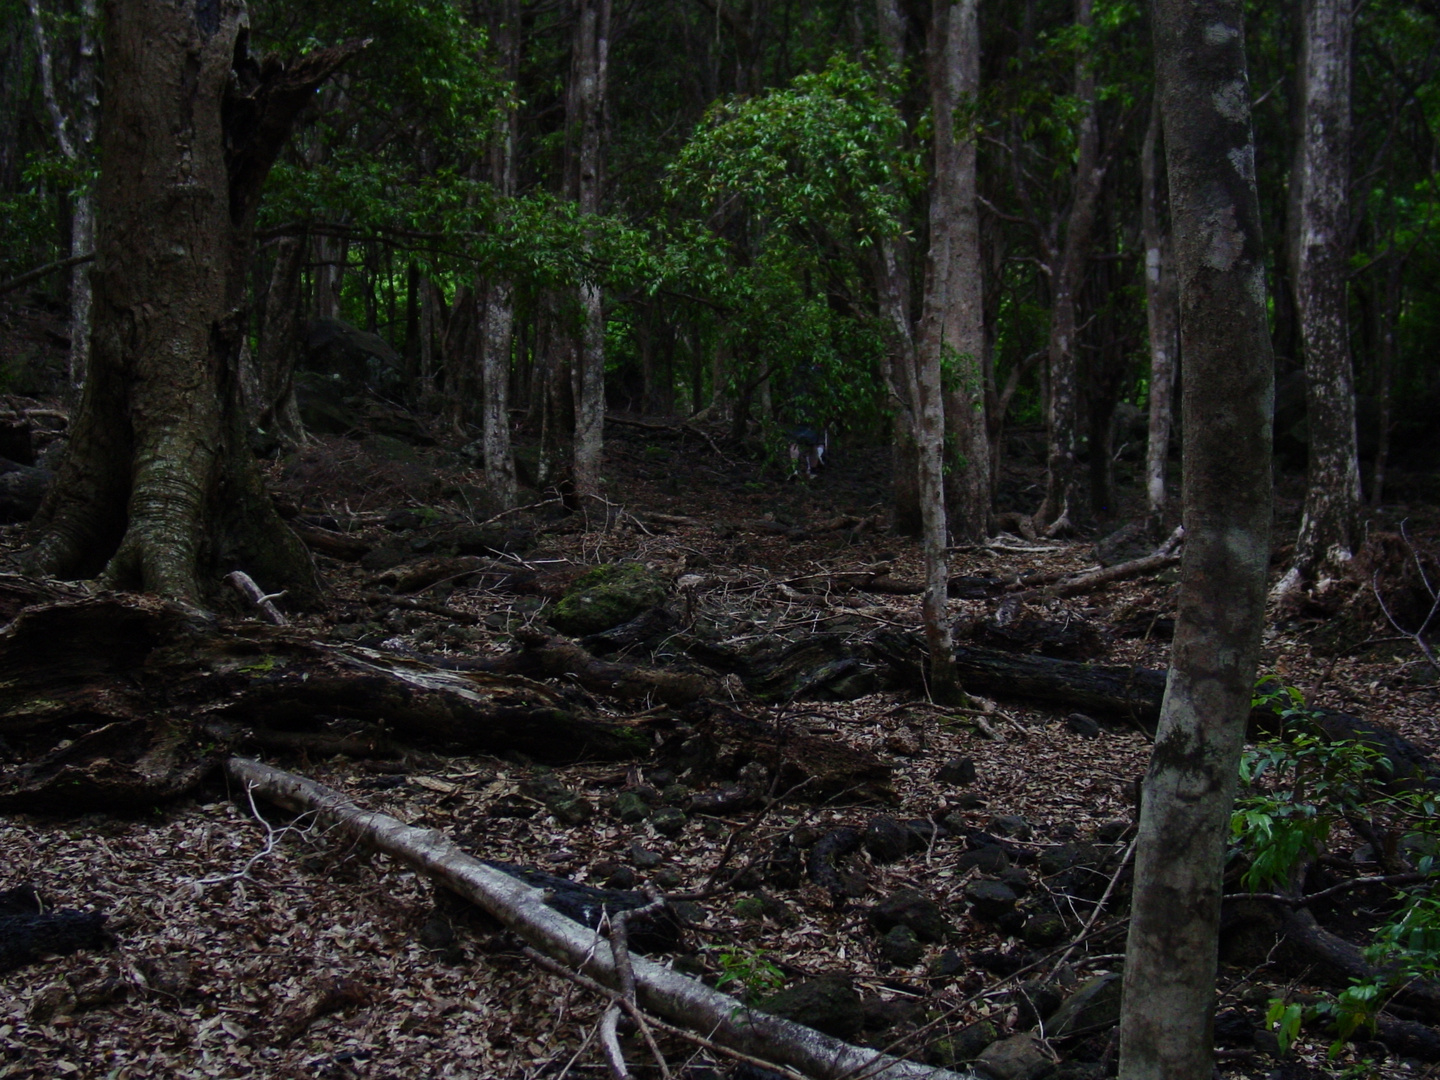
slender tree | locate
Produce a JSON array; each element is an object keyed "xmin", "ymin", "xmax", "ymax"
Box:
[
  {"xmin": 1140, "ymin": 91, "xmax": 1179, "ymax": 526},
  {"xmin": 1119, "ymin": 4, "xmax": 1274, "ymax": 1078},
  {"xmin": 1273, "ymin": 0, "xmax": 1361, "ymax": 603}
]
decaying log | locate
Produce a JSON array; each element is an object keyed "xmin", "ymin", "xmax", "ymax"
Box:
[
  {"xmin": 473, "ymin": 629, "xmax": 720, "ymax": 705},
  {"xmin": 0, "ymin": 590, "xmax": 642, "ymax": 810},
  {"xmin": 224, "ymin": 757, "xmax": 976, "ymax": 1080}
]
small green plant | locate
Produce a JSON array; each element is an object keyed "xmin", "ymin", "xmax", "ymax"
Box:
[
  {"xmin": 714, "ymin": 948, "xmax": 785, "ymax": 1000},
  {"xmin": 1266, "ymin": 998, "xmax": 1305, "ymax": 1054}
]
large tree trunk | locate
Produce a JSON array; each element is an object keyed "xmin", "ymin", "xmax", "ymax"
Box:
[
  {"xmin": 1120, "ymin": 6, "xmax": 1275, "ymax": 1080},
  {"xmin": 1140, "ymin": 93, "xmax": 1179, "ymax": 526},
  {"xmin": 569, "ymin": 0, "xmax": 611, "ymax": 503},
  {"xmin": 1274, "ymin": 0, "xmax": 1360, "ymax": 602},
  {"xmin": 23, "ymin": 1, "xmax": 361, "ymax": 607},
  {"xmin": 934, "ymin": 0, "xmax": 990, "ymax": 545}
]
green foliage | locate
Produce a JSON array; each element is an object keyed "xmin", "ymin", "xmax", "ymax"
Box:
[{"xmin": 715, "ymin": 947, "xmax": 786, "ymax": 999}]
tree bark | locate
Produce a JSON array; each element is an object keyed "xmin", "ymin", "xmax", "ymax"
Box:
[
  {"xmin": 1140, "ymin": 93, "xmax": 1179, "ymax": 525},
  {"xmin": 23, "ymin": 1, "xmax": 361, "ymax": 607},
  {"xmin": 570, "ymin": 0, "xmax": 612, "ymax": 503},
  {"xmin": 1120, "ymin": 6, "xmax": 1275, "ymax": 1080},
  {"xmin": 1274, "ymin": 0, "xmax": 1360, "ymax": 602},
  {"xmin": 1035, "ymin": 0, "xmax": 1104, "ymax": 534},
  {"xmin": 253, "ymin": 232, "xmax": 308, "ymax": 444},
  {"xmin": 934, "ymin": 0, "xmax": 991, "ymax": 546}
]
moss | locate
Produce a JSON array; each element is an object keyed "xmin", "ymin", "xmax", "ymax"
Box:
[{"xmin": 549, "ymin": 562, "xmax": 667, "ymax": 636}]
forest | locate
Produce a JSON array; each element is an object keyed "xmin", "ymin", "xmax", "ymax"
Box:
[{"xmin": 0, "ymin": 1, "xmax": 1438, "ymax": 1078}]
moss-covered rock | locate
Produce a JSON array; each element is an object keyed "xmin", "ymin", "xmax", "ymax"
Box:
[{"xmin": 550, "ymin": 563, "xmax": 667, "ymax": 636}]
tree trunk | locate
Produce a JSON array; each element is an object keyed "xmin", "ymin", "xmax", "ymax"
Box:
[
  {"xmin": 934, "ymin": 0, "xmax": 990, "ymax": 545},
  {"xmin": 26, "ymin": 0, "xmax": 98, "ymax": 393},
  {"xmin": 1036, "ymin": 0, "xmax": 1104, "ymax": 534},
  {"xmin": 570, "ymin": 0, "xmax": 612, "ymax": 503},
  {"xmin": 253, "ymin": 233, "xmax": 308, "ymax": 444},
  {"xmin": 23, "ymin": 1, "xmax": 361, "ymax": 607},
  {"xmin": 1119, "ymin": 6, "xmax": 1275, "ymax": 1080},
  {"xmin": 1274, "ymin": 0, "xmax": 1360, "ymax": 602},
  {"xmin": 1141, "ymin": 92, "xmax": 1179, "ymax": 525}
]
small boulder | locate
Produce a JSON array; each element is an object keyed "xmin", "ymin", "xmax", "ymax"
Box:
[
  {"xmin": 870, "ymin": 889, "xmax": 952, "ymax": 942},
  {"xmin": 758, "ymin": 976, "xmax": 863, "ymax": 1039},
  {"xmin": 935, "ymin": 756, "xmax": 977, "ymax": 786},
  {"xmin": 878, "ymin": 924, "xmax": 923, "ymax": 967},
  {"xmin": 650, "ymin": 807, "xmax": 688, "ymax": 837},
  {"xmin": 974, "ymin": 1032, "xmax": 1051, "ymax": 1080},
  {"xmin": 613, "ymin": 791, "xmax": 651, "ymax": 824},
  {"xmin": 1065, "ymin": 713, "xmax": 1101, "ymax": 738},
  {"xmin": 964, "ymin": 879, "xmax": 1019, "ymax": 921},
  {"xmin": 1022, "ymin": 912, "xmax": 1068, "ymax": 948},
  {"xmin": 989, "ymin": 814, "xmax": 1033, "ymax": 841},
  {"xmin": 928, "ymin": 1018, "xmax": 998, "ymax": 1066},
  {"xmin": 550, "ymin": 563, "xmax": 667, "ymax": 636},
  {"xmin": 1047, "ymin": 972, "xmax": 1123, "ymax": 1037},
  {"xmin": 862, "ymin": 816, "xmax": 909, "ymax": 863}
]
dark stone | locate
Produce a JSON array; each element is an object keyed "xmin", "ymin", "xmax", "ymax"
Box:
[
  {"xmin": 975, "ymin": 1033, "xmax": 1050, "ymax": 1080},
  {"xmin": 650, "ymin": 807, "xmax": 688, "ymax": 837},
  {"xmin": 878, "ymin": 924, "xmax": 923, "ymax": 966},
  {"xmin": 1065, "ymin": 713, "xmax": 1101, "ymax": 738},
  {"xmin": 999, "ymin": 867, "xmax": 1032, "ymax": 895},
  {"xmin": 964, "ymin": 878, "xmax": 1019, "ymax": 920},
  {"xmin": 0, "ymin": 459, "xmax": 52, "ymax": 524},
  {"xmin": 1038, "ymin": 843, "xmax": 1101, "ymax": 877},
  {"xmin": 861, "ymin": 996, "xmax": 919, "ymax": 1032},
  {"xmin": 1213, "ymin": 1008, "xmax": 1259, "ymax": 1047},
  {"xmin": 936, "ymin": 756, "xmax": 977, "ymax": 786},
  {"xmin": 989, "ymin": 815, "xmax": 1033, "ymax": 841},
  {"xmin": 862, "ymin": 815, "xmax": 909, "ymax": 863},
  {"xmin": 602, "ymin": 865, "xmax": 637, "ymax": 890},
  {"xmin": 928, "ymin": 1019, "xmax": 998, "ymax": 1065},
  {"xmin": 1047, "ymin": 973, "xmax": 1123, "ymax": 1037},
  {"xmin": 303, "ymin": 316, "xmax": 404, "ymax": 391},
  {"xmin": 661, "ymin": 783, "xmax": 693, "ymax": 806},
  {"xmin": 870, "ymin": 889, "xmax": 952, "ymax": 942},
  {"xmin": 653, "ymin": 866, "xmax": 684, "ymax": 890},
  {"xmin": 929, "ymin": 948, "xmax": 967, "ymax": 978},
  {"xmin": 614, "ymin": 791, "xmax": 651, "ymax": 824},
  {"xmin": 549, "ymin": 563, "xmax": 668, "ymax": 636},
  {"xmin": 955, "ymin": 846, "xmax": 1010, "ymax": 874},
  {"xmin": 975, "ymin": 947, "xmax": 1030, "ymax": 976},
  {"xmin": 1011, "ymin": 980, "xmax": 1064, "ymax": 1029},
  {"xmin": 1095, "ymin": 819, "xmax": 1130, "ymax": 844},
  {"xmin": 482, "ymin": 862, "xmax": 683, "ymax": 953},
  {"xmin": 758, "ymin": 976, "xmax": 863, "ymax": 1039},
  {"xmin": 1022, "ymin": 912, "xmax": 1068, "ymax": 948},
  {"xmin": 647, "ymin": 768, "xmax": 676, "ymax": 788},
  {"xmin": 544, "ymin": 789, "xmax": 593, "ymax": 826},
  {"xmin": 629, "ymin": 842, "xmax": 663, "ymax": 869}
]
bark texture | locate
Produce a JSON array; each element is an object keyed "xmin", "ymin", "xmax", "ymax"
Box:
[
  {"xmin": 1277, "ymin": 0, "xmax": 1361, "ymax": 599},
  {"xmin": 569, "ymin": 0, "xmax": 611, "ymax": 503},
  {"xmin": 933, "ymin": 0, "xmax": 991, "ymax": 545},
  {"xmin": 24, "ymin": 0, "xmax": 361, "ymax": 606},
  {"xmin": 1120, "ymin": 6, "xmax": 1274, "ymax": 1080},
  {"xmin": 1141, "ymin": 93, "xmax": 1178, "ymax": 523}
]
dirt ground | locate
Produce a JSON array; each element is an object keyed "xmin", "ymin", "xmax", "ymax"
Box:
[{"xmin": 2, "ymin": 299, "xmax": 1439, "ymax": 1079}]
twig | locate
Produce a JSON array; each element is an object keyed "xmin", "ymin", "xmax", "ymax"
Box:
[
  {"xmin": 1052, "ymin": 840, "xmax": 1136, "ymax": 972},
  {"xmin": 1225, "ymin": 871, "xmax": 1427, "ymax": 906},
  {"xmin": 225, "ymin": 570, "xmax": 288, "ymax": 625}
]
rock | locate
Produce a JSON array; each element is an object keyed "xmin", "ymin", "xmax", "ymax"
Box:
[
  {"xmin": 870, "ymin": 889, "xmax": 952, "ymax": 942},
  {"xmin": 929, "ymin": 948, "xmax": 967, "ymax": 978},
  {"xmin": 543, "ymin": 789, "xmax": 593, "ymax": 826},
  {"xmin": 653, "ymin": 866, "xmax": 684, "ymax": 890},
  {"xmin": 878, "ymin": 924, "xmax": 923, "ymax": 966},
  {"xmin": 0, "ymin": 459, "xmax": 52, "ymax": 523},
  {"xmin": 936, "ymin": 756, "xmax": 977, "ymax": 786},
  {"xmin": 1065, "ymin": 712, "xmax": 1101, "ymax": 738},
  {"xmin": 1047, "ymin": 972, "xmax": 1123, "ymax": 1037},
  {"xmin": 955, "ymin": 846, "xmax": 1010, "ymax": 875},
  {"xmin": 861, "ymin": 996, "xmax": 919, "ymax": 1032},
  {"xmin": 928, "ymin": 1019, "xmax": 998, "ymax": 1066},
  {"xmin": 660, "ymin": 783, "xmax": 693, "ymax": 806},
  {"xmin": 989, "ymin": 814, "xmax": 1033, "ymax": 841},
  {"xmin": 758, "ymin": 976, "xmax": 863, "ymax": 1039},
  {"xmin": 549, "ymin": 563, "xmax": 668, "ymax": 636},
  {"xmin": 629, "ymin": 842, "xmax": 662, "ymax": 869},
  {"xmin": 613, "ymin": 791, "xmax": 651, "ymax": 824},
  {"xmin": 1095, "ymin": 818, "xmax": 1130, "ymax": 843},
  {"xmin": 1022, "ymin": 912, "xmax": 1068, "ymax": 948},
  {"xmin": 1038, "ymin": 842, "xmax": 1101, "ymax": 877},
  {"xmin": 998, "ymin": 867, "xmax": 1032, "ymax": 895},
  {"xmin": 964, "ymin": 878, "xmax": 1019, "ymax": 920},
  {"xmin": 650, "ymin": 807, "xmax": 687, "ymax": 837},
  {"xmin": 862, "ymin": 815, "xmax": 909, "ymax": 863},
  {"xmin": 303, "ymin": 316, "xmax": 404, "ymax": 391},
  {"xmin": 733, "ymin": 896, "xmax": 766, "ymax": 920},
  {"xmin": 974, "ymin": 1032, "xmax": 1051, "ymax": 1080},
  {"xmin": 601, "ymin": 864, "xmax": 636, "ymax": 890},
  {"xmin": 1011, "ymin": 979, "xmax": 1063, "ymax": 1029}
]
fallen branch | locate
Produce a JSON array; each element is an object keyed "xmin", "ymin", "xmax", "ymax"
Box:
[
  {"xmin": 1030, "ymin": 527, "xmax": 1184, "ymax": 599},
  {"xmin": 224, "ymin": 756, "xmax": 977, "ymax": 1080}
]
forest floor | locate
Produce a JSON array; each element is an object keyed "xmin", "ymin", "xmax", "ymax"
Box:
[{"xmin": 2, "ymin": 304, "xmax": 1440, "ymax": 1079}]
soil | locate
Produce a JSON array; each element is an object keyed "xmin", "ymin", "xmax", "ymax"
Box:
[{"xmin": 2, "ymin": 295, "xmax": 1439, "ymax": 1080}]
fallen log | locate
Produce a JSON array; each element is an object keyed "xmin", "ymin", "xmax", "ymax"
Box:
[
  {"xmin": 224, "ymin": 756, "xmax": 975, "ymax": 1080},
  {"xmin": 0, "ymin": 590, "xmax": 643, "ymax": 811},
  {"xmin": 473, "ymin": 629, "xmax": 720, "ymax": 705}
]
